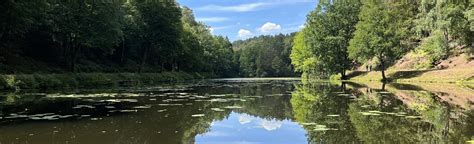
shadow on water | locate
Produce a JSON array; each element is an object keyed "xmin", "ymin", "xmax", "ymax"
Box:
[{"xmin": 0, "ymin": 78, "xmax": 472, "ymax": 144}]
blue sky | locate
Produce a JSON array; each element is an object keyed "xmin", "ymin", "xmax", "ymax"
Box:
[{"xmin": 177, "ymin": 0, "xmax": 318, "ymax": 41}]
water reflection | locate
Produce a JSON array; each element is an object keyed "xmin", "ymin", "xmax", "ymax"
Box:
[
  {"xmin": 196, "ymin": 112, "xmax": 306, "ymax": 144},
  {"xmin": 0, "ymin": 78, "xmax": 472, "ymax": 144}
]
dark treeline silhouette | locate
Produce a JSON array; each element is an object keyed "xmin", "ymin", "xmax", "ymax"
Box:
[{"xmin": 0, "ymin": 0, "xmax": 237, "ymax": 77}]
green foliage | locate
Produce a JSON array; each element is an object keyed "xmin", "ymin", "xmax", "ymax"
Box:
[
  {"xmin": 329, "ymin": 74, "xmax": 342, "ymax": 81},
  {"xmin": 234, "ymin": 34, "xmax": 296, "ymax": 77},
  {"xmin": 294, "ymin": 0, "xmax": 472, "ymax": 81},
  {"xmin": 290, "ymin": 0, "xmax": 361, "ymax": 79},
  {"xmin": 14, "ymin": 75, "xmax": 37, "ymax": 89},
  {"xmin": 349, "ymin": 1, "xmax": 416, "ymax": 80},
  {"xmin": 290, "ymin": 29, "xmax": 309, "ymax": 73},
  {"xmin": 304, "ymin": 0, "xmax": 361, "ymax": 78},
  {"xmin": 0, "ymin": 72, "xmax": 200, "ymax": 91},
  {"xmin": 0, "ymin": 1, "xmax": 238, "ymax": 77},
  {"xmin": 416, "ymin": 0, "xmax": 472, "ymax": 44},
  {"xmin": 416, "ymin": 30, "xmax": 449, "ymax": 68},
  {"xmin": 466, "ymin": 6, "xmax": 474, "ymax": 31}
]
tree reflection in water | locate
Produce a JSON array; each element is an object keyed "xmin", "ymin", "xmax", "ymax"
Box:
[{"xmin": 0, "ymin": 79, "xmax": 472, "ymax": 143}]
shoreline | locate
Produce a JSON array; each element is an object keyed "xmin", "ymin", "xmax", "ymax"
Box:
[
  {"xmin": 345, "ymin": 69, "xmax": 474, "ymax": 84},
  {"xmin": 0, "ymin": 72, "xmax": 208, "ymax": 91}
]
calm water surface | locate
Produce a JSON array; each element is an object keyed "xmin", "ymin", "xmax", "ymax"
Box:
[{"xmin": 0, "ymin": 78, "xmax": 473, "ymax": 144}]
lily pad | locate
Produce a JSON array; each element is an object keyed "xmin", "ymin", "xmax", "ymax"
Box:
[
  {"xmin": 105, "ymin": 106, "xmax": 116, "ymax": 109},
  {"xmin": 158, "ymin": 104, "xmax": 183, "ymax": 106},
  {"xmin": 361, "ymin": 105, "xmax": 371, "ymax": 108},
  {"xmin": 313, "ymin": 128, "xmax": 331, "ymax": 131},
  {"xmin": 223, "ymin": 106, "xmax": 243, "ymax": 109},
  {"xmin": 209, "ymin": 98, "xmax": 229, "ymax": 102},
  {"xmin": 133, "ymin": 105, "xmax": 152, "ymax": 109},
  {"xmin": 337, "ymin": 94, "xmax": 352, "ymax": 96},
  {"xmin": 191, "ymin": 114, "xmax": 205, "ymax": 117},
  {"xmin": 72, "ymin": 105, "xmax": 96, "ymax": 109},
  {"xmin": 405, "ymin": 116, "xmax": 422, "ymax": 119},
  {"xmin": 211, "ymin": 108, "xmax": 225, "ymax": 112},
  {"xmin": 300, "ymin": 122, "xmax": 317, "ymax": 126},
  {"xmin": 119, "ymin": 110, "xmax": 138, "ymax": 113},
  {"xmin": 157, "ymin": 109, "xmax": 167, "ymax": 112},
  {"xmin": 368, "ymin": 110, "xmax": 383, "ymax": 113},
  {"xmin": 359, "ymin": 112, "xmax": 381, "ymax": 116}
]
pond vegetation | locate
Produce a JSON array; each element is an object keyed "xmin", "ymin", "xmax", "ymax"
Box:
[{"xmin": 0, "ymin": 78, "xmax": 472, "ymax": 143}]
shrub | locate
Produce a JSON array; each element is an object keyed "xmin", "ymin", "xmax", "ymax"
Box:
[
  {"xmin": 0, "ymin": 72, "xmax": 200, "ymax": 91},
  {"xmin": 15, "ymin": 75, "xmax": 38, "ymax": 89},
  {"xmin": 417, "ymin": 30, "xmax": 448, "ymax": 68},
  {"xmin": 33, "ymin": 74, "xmax": 63, "ymax": 90},
  {"xmin": 54, "ymin": 74, "xmax": 79, "ymax": 88},
  {"xmin": 0, "ymin": 75, "xmax": 7, "ymax": 90},
  {"xmin": 329, "ymin": 74, "xmax": 342, "ymax": 81},
  {"xmin": 75, "ymin": 73, "xmax": 115, "ymax": 88}
]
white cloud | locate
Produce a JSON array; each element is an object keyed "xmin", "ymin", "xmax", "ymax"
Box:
[
  {"xmin": 258, "ymin": 22, "xmax": 282, "ymax": 33},
  {"xmin": 260, "ymin": 120, "xmax": 282, "ymax": 131},
  {"xmin": 208, "ymin": 27, "xmax": 215, "ymax": 34},
  {"xmin": 239, "ymin": 114, "xmax": 253, "ymax": 124},
  {"xmin": 238, "ymin": 29, "xmax": 253, "ymax": 38},
  {"xmin": 299, "ymin": 24, "xmax": 305, "ymax": 29},
  {"xmin": 196, "ymin": 17, "xmax": 230, "ymax": 23},
  {"xmin": 198, "ymin": 2, "xmax": 271, "ymax": 12},
  {"xmin": 200, "ymin": 131, "xmax": 231, "ymax": 137},
  {"xmin": 197, "ymin": 1, "xmax": 314, "ymax": 12}
]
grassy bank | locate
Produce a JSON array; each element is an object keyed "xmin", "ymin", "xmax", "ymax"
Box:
[
  {"xmin": 346, "ymin": 68, "xmax": 474, "ymax": 84},
  {"xmin": 0, "ymin": 72, "xmax": 207, "ymax": 91}
]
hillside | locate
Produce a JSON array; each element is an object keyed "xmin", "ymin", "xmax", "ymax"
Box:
[{"xmin": 348, "ymin": 51, "xmax": 474, "ymax": 83}]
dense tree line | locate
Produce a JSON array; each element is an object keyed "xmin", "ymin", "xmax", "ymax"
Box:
[
  {"xmin": 0, "ymin": 0, "xmax": 237, "ymax": 77},
  {"xmin": 292, "ymin": 0, "xmax": 473, "ymax": 81},
  {"xmin": 233, "ymin": 34, "xmax": 297, "ymax": 77}
]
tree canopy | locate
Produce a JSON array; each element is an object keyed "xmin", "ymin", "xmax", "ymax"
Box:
[
  {"xmin": 291, "ymin": 0, "xmax": 361, "ymax": 79},
  {"xmin": 0, "ymin": 0, "xmax": 238, "ymax": 77},
  {"xmin": 233, "ymin": 34, "xmax": 296, "ymax": 77},
  {"xmin": 292, "ymin": 0, "xmax": 472, "ymax": 81}
]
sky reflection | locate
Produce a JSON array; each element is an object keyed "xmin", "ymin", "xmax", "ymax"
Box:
[{"xmin": 196, "ymin": 112, "xmax": 307, "ymax": 144}]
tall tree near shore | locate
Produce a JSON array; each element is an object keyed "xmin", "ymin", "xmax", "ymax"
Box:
[
  {"xmin": 348, "ymin": 1, "xmax": 414, "ymax": 81},
  {"xmin": 290, "ymin": 27, "xmax": 322, "ymax": 77},
  {"xmin": 49, "ymin": 1, "xmax": 123, "ymax": 72},
  {"xmin": 292, "ymin": 0, "xmax": 361, "ymax": 79},
  {"xmin": 135, "ymin": 0, "xmax": 183, "ymax": 72}
]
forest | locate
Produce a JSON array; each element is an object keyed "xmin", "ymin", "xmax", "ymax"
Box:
[
  {"xmin": 1, "ymin": 0, "xmax": 473, "ymax": 82},
  {"xmin": 233, "ymin": 34, "xmax": 297, "ymax": 77},
  {"xmin": 291, "ymin": 0, "xmax": 473, "ymax": 81},
  {"xmin": 0, "ymin": 0, "xmax": 237, "ymax": 77}
]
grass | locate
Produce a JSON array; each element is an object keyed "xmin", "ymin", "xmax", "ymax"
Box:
[
  {"xmin": 347, "ymin": 68, "xmax": 474, "ymax": 84},
  {"xmin": 0, "ymin": 72, "xmax": 205, "ymax": 91}
]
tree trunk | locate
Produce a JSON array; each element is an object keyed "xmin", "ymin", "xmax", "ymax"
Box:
[
  {"xmin": 380, "ymin": 59, "xmax": 386, "ymax": 82},
  {"xmin": 161, "ymin": 62, "xmax": 165, "ymax": 72},
  {"xmin": 120, "ymin": 36, "xmax": 125, "ymax": 65},
  {"xmin": 340, "ymin": 70, "xmax": 346, "ymax": 80},
  {"xmin": 71, "ymin": 44, "xmax": 81, "ymax": 72},
  {"xmin": 138, "ymin": 44, "xmax": 148, "ymax": 73}
]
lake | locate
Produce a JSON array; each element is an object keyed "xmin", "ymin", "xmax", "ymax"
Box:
[{"xmin": 0, "ymin": 78, "xmax": 473, "ymax": 144}]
